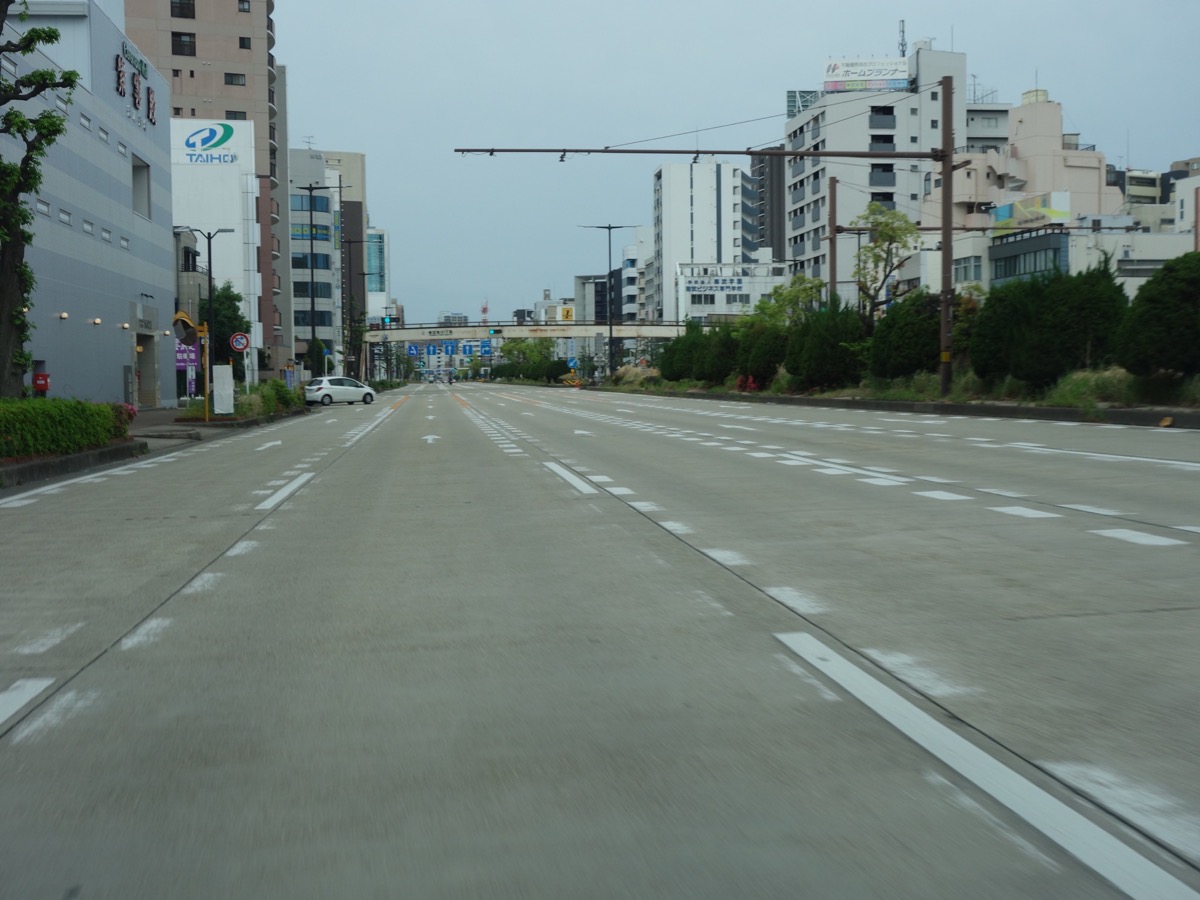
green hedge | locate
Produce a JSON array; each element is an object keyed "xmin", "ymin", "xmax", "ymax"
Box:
[{"xmin": 0, "ymin": 398, "xmax": 121, "ymax": 459}]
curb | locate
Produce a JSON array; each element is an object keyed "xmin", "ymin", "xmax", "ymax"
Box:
[{"xmin": 0, "ymin": 439, "xmax": 150, "ymax": 490}]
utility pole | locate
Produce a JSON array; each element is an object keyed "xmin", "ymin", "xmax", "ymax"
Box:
[
  {"xmin": 579, "ymin": 224, "xmax": 637, "ymax": 377},
  {"xmin": 189, "ymin": 227, "xmax": 233, "ymax": 410}
]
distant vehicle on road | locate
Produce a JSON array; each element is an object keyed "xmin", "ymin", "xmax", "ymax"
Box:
[{"xmin": 305, "ymin": 376, "xmax": 375, "ymax": 406}]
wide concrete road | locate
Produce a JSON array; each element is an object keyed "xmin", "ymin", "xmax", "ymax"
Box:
[{"xmin": 1, "ymin": 384, "xmax": 1197, "ymax": 899}]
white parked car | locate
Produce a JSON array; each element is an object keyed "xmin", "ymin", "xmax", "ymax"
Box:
[{"xmin": 305, "ymin": 376, "xmax": 375, "ymax": 406}]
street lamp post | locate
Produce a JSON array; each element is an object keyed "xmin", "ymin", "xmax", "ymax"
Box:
[
  {"xmin": 579, "ymin": 224, "xmax": 636, "ymax": 377},
  {"xmin": 188, "ymin": 227, "xmax": 234, "ymax": 404},
  {"xmin": 296, "ymin": 183, "xmax": 331, "ymax": 374}
]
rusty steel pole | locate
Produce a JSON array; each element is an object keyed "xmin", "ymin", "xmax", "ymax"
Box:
[
  {"xmin": 828, "ymin": 176, "xmax": 837, "ymax": 305},
  {"xmin": 939, "ymin": 74, "xmax": 955, "ymax": 397}
]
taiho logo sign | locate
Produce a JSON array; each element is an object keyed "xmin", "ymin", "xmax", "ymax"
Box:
[{"xmin": 183, "ymin": 124, "xmax": 239, "ymax": 164}]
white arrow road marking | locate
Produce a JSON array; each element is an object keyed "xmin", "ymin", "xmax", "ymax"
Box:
[
  {"xmin": 574, "ymin": 430, "xmax": 593, "ymax": 436},
  {"xmin": 426, "ymin": 415, "xmax": 436, "ymax": 420},
  {"xmin": 422, "ymin": 435, "xmax": 441, "ymax": 444},
  {"xmin": 255, "ymin": 440, "xmax": 282, "ymax": 451}
]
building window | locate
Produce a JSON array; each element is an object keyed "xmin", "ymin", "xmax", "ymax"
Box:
[
  {"xmin": 290, "ymin": 194, "xmax": 331, "ymax": 213},
  {"xmin": 132, "ymin": 154, "xmax": 151, "ymax": 219},
  {"xmin": 238, "ymin": 0, "xmax": 251, "ymax": 10},
  {"xmin": 225, "ymin": 110, "xmax": 247, "ymax": 120},
  {"xmin": 239, "ymin": 36, "xmax": 252, "ymax": 49},
  {"xmin": 98, "ymin": 127, "xmax": 109, "ymax": 143},
  {"xmin": 953, "ymin": 256, "xmax": 983, "ymax": 283},
  {"xmin": 1, "ymin": 55, "xmax": 15, "ymax": 77},
  {"xmin": 931, "ymin": 91, "xmax": 939, "ymax": 100},
  {"xmin": 690, "ymin": 294, "xmax": 716, "ymax": 306},
  {"xmin": 171, "ymin": 0, "xmax": 195, "ymax": 16},
  {"xmin": 83, "ymin": 220, "xmax": 94, "ymax": 235},
  {"xmin": 101, "ymin": 228, "xmax": 112, "ymax": 243},
  {"xmin": 58, "ymin": 209, "xmax": 71, "ymax": 225},
  {"xmin": 224, "ymin": 72, "xmax": 247, "ymax": 86},
  {"xmin": 930, "ymin": 119, "xmax": 939, "ymax": 129},
  {"xmin": 293, "ymin": 309, "xmax": 333, "ymax": 327},
  {"xmin": 173, "ymin": 107, "xmax": 182, "ymax": 116},
  {"xmin": 293, "ymin": 282, "xmax": 334, "ymax": 301},
  {"xmin": 117, "ymin": 142, "xmax": 128, "ymax": 156},
  {"xmin": 171, "ymin": 32, "xmax": 196, "ymax": 56},
  {"xmin": 36, "ymin": 199, "xmax": 50, "ymax": 216},
  {"xmin": 79, "ymin": 113, "xmax": 91, "ymax": 130},
  {"xmin": 120, "ymin": 236, "xmax": 130, "ymax": 250},
  {"xmin": 291, "ymin": 252, "xmax": 331, "ymax": 271}
]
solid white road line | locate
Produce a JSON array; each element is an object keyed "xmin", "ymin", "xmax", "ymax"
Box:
[
  {"xmin": 254, "ymin": 473, "xmax": 314, "ymax": 510},
  {"xmin": 776, "ymin": 631, "xmax": 1200, "ymax": 900},
  {"xmin": 543, "ymin": 463, "xmax": 600, "ymax": 495},
  {"xmin": 0, "ymin": 678, "xmax": 55, "ymax": 728}
]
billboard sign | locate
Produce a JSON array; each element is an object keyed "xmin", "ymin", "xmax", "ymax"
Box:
[
  {"xmin": 824, "ymin": 58, "xmax": 909, "ymax": 92},
  {"xmin": 991, "ymin": 192, "xmax": 1072, "ymax": 235}
]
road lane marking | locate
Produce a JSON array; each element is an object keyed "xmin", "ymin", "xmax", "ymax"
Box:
[
  {"xmin": 255, "ymin": 473, "xmax": 314, "ymax": 510},
  {"xmin": 1090, "ymin": 529, "xmax": 1188, "ymax": 547},
  {"xmin": 776, "ymin": 631, "xmax": 1200, "ymax": 900},
  {"xmin": 1061, "ymin": 505, "xmax": 1126, "ymax": 516},
  {"xmin": 0, "ymin": 678, "xmax": 55, "ymax": 728},
  {"xmin": 764, "ymin": 586, "xmax": 828, "ymax": 615},
  {"xmin": 702, "ymin": 549, "xmax": 749, "ymax": 566},
  {"xmin": 12, "ymin": 689, "xmax": 99, "ymax": 744},
  {"xmin": 989, "ymin": 506, "xmax": 1063, "ymax": 519},
  {"xmin": 12, "ymin": 623, "xmax": 84, "ymax": 655},
  {"xmin": 775, "ymin": 654, "xmax": 840, "ymax": 702},
  {"xmin": 181, "ymin": 572, "xmax": 224, "ymax": 595},
  {"xmin": 914, "ymin": 490, "xmax": 973, "ymax": 501},
  {"xmin": 543, "ymin": 463, "xmax": 600, "ymax": 494},
  {"xmin": 120, "ymin": 618, "xmax": 172, "ymax": 650},
  {"xmin": 660, "ymin": 521, "xmax": 694, "ymax": 535}
]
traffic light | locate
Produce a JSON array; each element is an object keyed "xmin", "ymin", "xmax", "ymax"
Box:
[
  {"xmin": 488, "ymin": 328, "xmax": 503, "ymax": 335},
  {"xmin": 382, "ymin": 316, "xmax": 393, "ymax": 328}
]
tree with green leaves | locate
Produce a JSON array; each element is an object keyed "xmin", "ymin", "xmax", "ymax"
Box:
[
  {"xmin": 850, "ymin": 202, "xmax": 920, "ymax": 335},
  {"xmin": 305, "ymin": 338, "xmax": 330, "ymax": 379},
  {"xmin": 1117, "ymin": 251, "xmax": 1200, "ymax": 377},
  {"xmin": 209, "ymin": 280, "xmax": 253, "ymax": 381},
  {"xmin": 787, "ymin": 296, "xmax": 864, "ymax": 391},
  {"xmin": 744, "ymin": 273, "xmax": 824, "ymax": 331},
  {"xmin": 1, "ymin": 0, "xmax": 80, "ymax": 397},
  {"xmin": 869, "ymin": 288, "xmax": 939, "ymax": 379}
]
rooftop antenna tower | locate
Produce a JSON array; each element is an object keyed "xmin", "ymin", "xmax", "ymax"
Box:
[
  {"xmin": 481, "ymin": 298, "xmax": 489, "ymax": 326},
  {"xmin": 899, "ymin": 20, "xmax": 907, "ymax": 57}
]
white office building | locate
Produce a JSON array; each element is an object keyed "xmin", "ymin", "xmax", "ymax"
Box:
[{"xmin": 646, "ymin": 160, "xmax": 760, "ymax": 323}]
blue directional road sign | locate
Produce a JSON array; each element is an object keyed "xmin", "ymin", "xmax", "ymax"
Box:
[
  {"xmin": 568, "ymin": 357, "xmax": 578, "ymax": 369},
  {"xmin": 425, "ymin": 344, "xmax": 437, "ymax": 357},
  {"xmin": 407, "ymin": 343, "xmax": 418, "ymax": 357},
  {"xmin": 480, "ymin": 339, "xmax": 492, "ymax": 355},
  {"xmin": 442, "ymin": 340, "xmax": 458, "ymax": 356}
]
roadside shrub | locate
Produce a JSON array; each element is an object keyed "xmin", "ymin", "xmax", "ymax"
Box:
[
  {"xmin": 789, "ymin": 299, "xmax": 864, "ymax": 391},
  {"xmin": 110, "ymin": 402, "xmax": 138, "ymax": 438},
  {"xmin": 1117, "ymin": 251, "xmax": 1200, "ymax": 377},
  {"xmin": 0, "ymin": 398, "xmax": 114, "ymax": 459},
  {"xmin": 869, "ymin": 289, "xmax": 939, "ymax": 379}
]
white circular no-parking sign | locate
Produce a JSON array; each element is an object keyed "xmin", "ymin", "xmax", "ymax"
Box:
[{"xmin": 230, "ymin": 332, "xmax": 250, "ymax": 352}]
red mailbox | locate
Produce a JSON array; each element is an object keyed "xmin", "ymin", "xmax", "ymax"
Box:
[{"xmin": 32, "ymin": 372, "xmax": 50, "ymax": 392}]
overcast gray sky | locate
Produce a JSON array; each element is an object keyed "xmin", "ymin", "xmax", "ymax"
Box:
[{"xmin": 280, "ymin": 0, "xmax": 1199, "ymax": 325}]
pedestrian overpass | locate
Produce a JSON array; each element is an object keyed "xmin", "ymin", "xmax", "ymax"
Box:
[{"xmin": 362, "ymin": 320, "xmax": 693, "ymax": 346}]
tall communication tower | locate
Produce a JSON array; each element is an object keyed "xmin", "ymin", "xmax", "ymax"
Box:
[{"xmin": 481, "ymin": 298, "xmax": 488, "ymax": 326}]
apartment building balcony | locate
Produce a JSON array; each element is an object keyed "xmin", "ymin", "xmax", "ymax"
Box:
[
  {"xmin": 790, "ymin": 158, "xmax": 806, "ymax": 179},
  {"xmin": 268, "ymin": 52, "xmax": 276, "ymax": 84},
  {"xmin": 869, "ymin": 171, "xmax": 897, "ymax": 187},
  {"xmin": 790, "ymin": 186, "xmax": 806, "ymax": 205},
  {"xmin": 790, "ymin": 242, "xmax": 806, "ymax": 259},
  {"xmin": 869, "ymin": 140, "xmax": 897, "ymax": 153},
  {"xmin": 868, "ymin": 114, "xmax": 897, "ymax": 129},
  {"xmin": 789, "ymin": 133, "xmax": 806, "ymax": 152},
  {"xmin": 267, "ymin": 14, "xmax": 276, "ymax": 50},
  {"xmin": 790, "ymin": 210, "xmax": 806, "ymax": 229},
  {"xmin": 268, "ymin": 87, "xmax": 277, "ymax": 116}
]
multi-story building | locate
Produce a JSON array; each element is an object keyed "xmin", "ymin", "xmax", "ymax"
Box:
[
  {"xmin": 750, "ymin": 146, "xmax": 786, "ymax": 263},
  {"xmin": 914, "ymin": 88, "xmax": 1127, "ymax": 296},
  {"xmin": 10, "ymin": 0, "xmax": 178, "ymax": 406},
  {"xmin": 783, "ymin": 44, "xmax": 974, "ymax": 300},
  {"xmin": 288, "ymin": 149, "xmax": 338, "ymax": 373},
  {"xmin": 646, "ymin": 160, "xmax": 760, "ymax": 323},
  {"xmin": 124, "ymin": 0, "xmax": 290, "ymax": 381}
]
